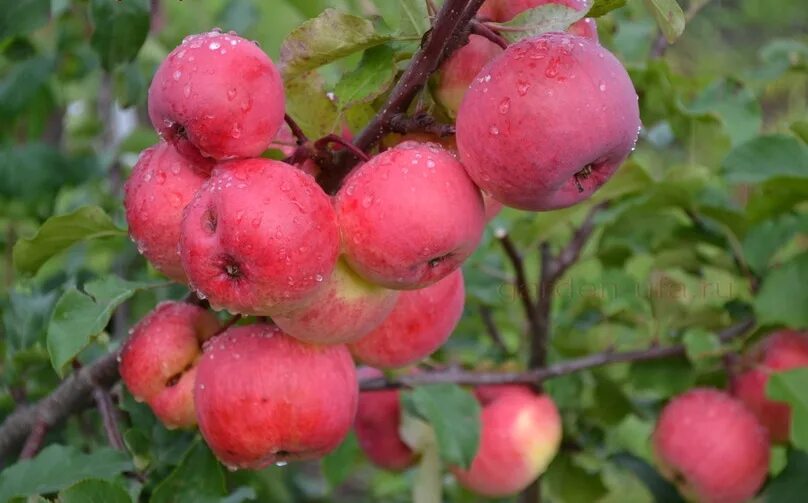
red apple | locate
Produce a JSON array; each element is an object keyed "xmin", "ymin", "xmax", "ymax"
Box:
[
  {"xmin": 434, "ymin": 35, "xmax": 503, "ymax": 118},
  {"xmin": 354, "ymin": 367, "xmax": 418, "ymax": 470},
  {"xmin": 119, "ymin": 301, "xmax": 220, "ymax": 428},
  {"xmin": 335, "ymin": 142, "xmax": 485, "ymax": 289},
  {"xmin": 730, "ymin": 329, "xmax": 808, "ymax": 443},
  {"xmin": 456, "ymin": 32, "xmax": 640, "ymax": 210},
  {"xmin": 653, "ymin": 388, "xmax": 770, "ymax": 503},
  {"xmin": 194, "ymin": 323, "xmax": 358, "ymax": 469},
  {"xmin": 124, "ymin": 142, "xmax": 212, "ymax": 283},
  {"xmin": 452, "ymin": 389, "xmax": 562, "ymax": 497},
  {"xmin": 272, "ymin": 259, "xmax": 399, "ymax": 345},
  {"xmin": 474, "ymin": 383, "xmax": 534, "ymax": 405},
  {"xmin": 148, "ymin": 30, "xmax": 284, "ymax": 160},
  {"xmin": 180, "ymin": 158, "xmax": 339, "ymax": 316},
  {"xmin": 348, "ymin": 269, "xmax": 465, "ymax": 368},
  {"xmin": 482, "ymin": 0, "xmax": 598, "ymax": 41}
]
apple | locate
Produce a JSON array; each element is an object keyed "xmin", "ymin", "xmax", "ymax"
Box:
[
  {"xmin": 481, "ymin": 0, "xmax": 598, "ymax": 41},
  {"xmin": 354, "ymin": 367, "xmax": 418, "ymax": 470},
  {"xmin": 434, "ymin": 35, "xmax": 503, "ymax": 118},
  {"xmin": 124, "ymin": 142, "xmax": 212, "ymax": 283},
  {"xmin": 119, "ymin": 301, "xmax": 220, "ymax": 428},
  {"xmin": 452, "ymin": 389, "xmax": 562, "ymax": 497},
  {"xmin": 335, "ymin": 142, "xmax": 485, "ymax": 289},
  {"xmin": 474, "ymin": 383, "xmax": 534, "ymax": 405},
  {"xmin": 194, "ymin": 323, "xmax": 358, "ymax": 469},
  {"xmin": 455, "ymin": 32, "xmax": 640, "ymax": 211},
  {"xmin": 348, "ymin": 269, "xmax": 465, "ymax": 368},
  {"xmin": 730, "ymin": 329, "xmax": 808, "ymax": 443},
  {"xmin": 653, "ymin": 388, "xmax": 770, "ymax": 503},
  {"xmin": 180, "ymin": 158, "xmax": 339, "ymax": 316},
  {"xmin": 272, "ymin": 259, "xmax": 399, "ymax": 345},
  {"xmin": 148, "ymin": 30, "xmax": 284, "ymax": 160}
]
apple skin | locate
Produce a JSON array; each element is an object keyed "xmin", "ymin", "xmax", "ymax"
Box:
[
  {"xmin": 194, "ymin": 323, "xmax": 358, "ymax": 469},
  {"xmin": 474, "ymin": 383, "xmax": 534, "ymax": 405},
  {"xmin": 272, "ymin": 259, "xmax": 399, "ymax": 345},
  {"xmin": 148, "ymin": 31, "xmax": 284, "ymax": 160},
  {"xmin": 348, "ymin": 269, "xmax": 465, "ymax": 368},
  {"xmin": 481, "ymin": 0, "xmax": 598, "ymax": 41},
  {"xmin": 652, "ymin": 388, "xmax": 770, "ymax": 503},
  {"xmin": 456, "ymin": 32, "xmax": 640, "ymax": 211},
  {"xmin": 180, "ymin": 158, "xmax": 339, "ymax": 316},
  {"xmin": 452, "ymin": 389, "xmax": 562, "ymax": 497},
  {"xmin": 335, "ymin": 142, "xmax": 485, "ymax": 290},
  {"xmin": 435, "ymin": 35, "xmax": 503, "ymax": 118},
  {"xmin": 354, "ymin": 367, "xmax": 418, "ymax": 471},
  {"xmin": 119, "ymin": 301, "xmax": 220, "ymax": 429},
  {"xmin": 730, "ymin": 330, "xmax": 808, "ymax": 443}
]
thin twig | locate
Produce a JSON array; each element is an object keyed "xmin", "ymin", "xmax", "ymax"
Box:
[
  {"xmin": 388, "ymin": 112, "xmax": 456, "ymax": 138},
  {"xmin": 479, "ymin": 305, "xmax": 508, "ymax": 354},
  {"xmin": 546, "ymin": 203, "xmax": 606, "ymax": 285},
  {"xmin": 284, "ymin": 113, "xmax": 309, "ymax": 145},
  {"xmin": 314, "ymin": 134, "xmax": 371, "ymax": 162},
  {"xmin": 92, "ymin": 386, "xmax": 125, "ymax": 451},
  {"xmin": 470, "ymin": 20, "xmax": 509, "ymax": 49},
  {"xmin": 18, "ymin": 421, "xmax": 47, "ymax": 459},
  {"xmin": 495, "ymin": 229, "xmax": 543, "ymax": 343}
]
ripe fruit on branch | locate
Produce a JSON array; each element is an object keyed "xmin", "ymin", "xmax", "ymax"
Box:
[
  {"xmin": 180, "ymin": 158, "xmax": 339, "ymax": 316},
  {"xmin": 653, "ymin": 388, "xmax": 770, "ymax": 503},
  {"xmin": 434, "ymin": 35, "xmax": 503, "ymax": 118},
  {"xmin": 452, "ymin": 388, "xmax": 561, "ymax": 497},
  {"xmin": 731, "ymin": 329, "xmax": 808, "ymax": 443},
  {"xmin": 148, "ymin": 31, "xmax": 285, "ymax": 160},
  {"xmin": 124, "ymin": 142, "xmax": 212, "ymax": 283},
  {"xmin": 482, "ymin": 0, "xmax": 598, "ymax": 42},
  {"xmin": 348, "ymin": 269, "xmax": 465, "ymax": 368},
  {"xmin": 335, "ymin": 142, "xmax": 485, "ymax": 289},
  {"xmin": 272, "ymin": 259, "xmax": 399, "ymax": 345},
  {"xmin": 456, "ymin": 32, "xmax": 640, "ymax": 211},
  {"xmin": 354, "ymin": 367, "xmax": 418, "ymax": 471},
  {"xmin": 119, "ymin": 302, "xmax": 220, "ymax": 429},
  {"xmin": 194, "ymin": 324, "xmax": 358, "ymax": 469},
  {"xmin": 474, "ymin": 383, "xmax": 534, "ymax": 405}
]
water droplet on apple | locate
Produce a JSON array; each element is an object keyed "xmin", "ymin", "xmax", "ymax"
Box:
[
  {"xmin": 498, "ymin": 98, "xmax": 510, "ymax": 114},
  {"xmin": 275, "ymin": 461, "xmax": 288, "ymax": 467},
  {"xmin": 361, "ymin": 195, "xmax": 374, "ymax": 208},
  {"xmin": 173, "ymin": 70, "xmax": 182, "ymax": 81},
  {"xmin": 598, "ymin": 81, "xmax": 606, "ymax": 92},
  {"xmin": 183, "ymin": 84, "xmax": 191, "ymax": 98},
  {"xmin": 516, "ymin": 81, "xmax": 530, "ymax": 96},
  {"xmin": 489, "ymin": 126, "xmax": 499, "ymax": 136},
  {"xmin": 209, "ymin": 41, "xmax": 221, "ymax": 50},
  {"xmin": 227, "ymin": 88, "xmax": 237, "ymax": 101}
]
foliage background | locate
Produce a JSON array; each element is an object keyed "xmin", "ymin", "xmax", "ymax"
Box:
[{"xmin": 0, "ymin": 0, "xmax": 807, "ymax": 501}]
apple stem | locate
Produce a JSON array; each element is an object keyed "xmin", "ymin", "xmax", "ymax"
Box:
[
  {"xmin": 314, "ymin": 134, "xmax": 370, "ymax": 163},
  {"xmin": 470, "ymin": 20, "xmax": 509, "ymax": 50},
  {"xmin": 284, "ymin": 113, "xmax": 309, "ymax": 146}
]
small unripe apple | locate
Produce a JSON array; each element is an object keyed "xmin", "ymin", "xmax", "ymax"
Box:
[
  {"xmin": 354, "ymin": 367, "xmax": 418, "ymax": 470},
  {"xmin": 348, "ymin": 269, "xmax": 465, "ymax": 368},
  {"xmin": 336, "ymin": 142, "xmax": 485, "ymax": 289},
  {"xmin": 456, "ymin": 33, "xmax": 640, "ymax": 210},
  {"xmin": 653, "ymin": 388, "xmax": 770, "ymax": 503},
  {"xmin": 434, "ymin": 35, "xmax": 503, "ymax": 118},
  {"xmin": 730, "ymin": 329, "xmax": 808, "ymax": 443},
  {"xmin": 148, "ymin": 31, "xmax": 284, "ymax": 160},
  {"xmin": 180, "ymin": 158, "xmax": 339, "ymax": 316},
  {"xmin": 272, "ymin": 259, "xmax": 399, "ymax": 345},
  {"xmin": 194, "ymin": 323, "xmax": 358, "ymax": 469},
  {"xmin": 119, "ymin": 301, "xmax": 220, "ymax": 429},
  {"xmin": 124, "ymin": 142, "xmax": 212, "ymax": 283},
  {"xmin": 452, "ymin": 389, "xmax": 562, "ymax": 497}
]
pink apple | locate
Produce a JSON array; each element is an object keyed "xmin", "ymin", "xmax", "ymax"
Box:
[
  {"xmin": 194, "ymin": 323, "xmax": 357, "ymax": 469},
  {"xmin": 119, "ymin": 301, "xmax": 220, "ymax": 429},
  {"xmin": 180, "ymin": 158, "xmax": 339, "ymax": 316},
  {"xmin": 456, "ymin": 32, "xmax": 640, "ymax": 210},
  {"xmin": 731, "ymin": 329, "xmax": 808, "ymax": 443},
  {"xmin": 348, "ymin": 269, "xmax": 465, "ymax": 368},
  {"xmin": 474, "ymin": 383, "xmax": 534, "ymax": 405},
  {"xmin": 148, "ymin": 31, "xmax": 284, "ymax": 160},
  {"xmin": 434, "ymin": 35, "xmax": 503, "ymax": 118},
  {"xmin": 452, "ymin": 389, "xmax": 562, "ymax": 497},
  {"xmin": 272, "ymin": 259, "xmax": 399, "ymax": 345},
  {"xmin": 354, "ymin": 367, "xmax": 418, "ymax": 470},
  {"xmin": 335, "ymin": 142, "xmax": 485, "ymax": 289},
  {"xmin": 653, "ymin": 388, "xmax": 770, "ymax": 503},
  {"xmin": 124, "ymin": 142, "xmax": 212, "ymax": 283},
  {"xmin": 481, "ymin": 0, "xmax": 598, "ymax": 41}
]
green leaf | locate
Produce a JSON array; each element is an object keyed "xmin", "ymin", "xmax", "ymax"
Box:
[
  {"xmin": 335, "ymin": 45, "xmax": 396, "ymax": 108},
  {"xmin": 764, "ymin": 449, "xmax": 808, "ymax": 503},
  {"xmin": 791, "ymin": 120, "xmax": 808, "ymax": 144},
  {"xmin": 47, "ymin": 276, "xmax": 162, "ymax": 376},
  {"xmin": 767, "ymin": 369, "xmax": 808, "ymax": 450},
  {"xmin": 684, "ymin": 79, "xmax": 761, "ymax": 147},
  {"xmin": 643, "ymin": 0, "xmax": 685, "ymax": 43},
  {"xmin": 500, "ymin": 5, "xmax": 586, "ymax": 43},
  {"xmin": 90, "ymin": 0, "xmax": 150, "ymax": 71},
  {"xmin": 284, "ymin": 72, "xmax": 340, "ymax": 139},
  {"xmin": 588, "ymin": 0, "xmax": 627, "ymax": 18},
  {"xmin": 2, "ymin": 289, "xmax": 58, "ymax": 352},
  {"xmin": 150, "ymin": 440, "xmax": 226, "ymax": 503},
  {"xmin": 0, "ymin": 56, "xmax": 54, "ymax": 119},
  {"xmin": 397, "ymin": 0, "xmax": 430, "ymax": 37},
  {"xmin": 399, "ymin": 415, "xmax": 441, "ymax": 503},
  {"xmin": 321, "ymin": 431, "xmax": 360, "ymax": 489},
  {"xmin": 0, "ymin": 445, "xmax": 132, "ymax": 502},
  {"xmin": 216, "ymin": 0, "xmax": 261, "ymax": 35},
  {"xmin": 754, "ymin": 252, "xmax": 808, "ymax": 329},
  {"xmin": 279, "ymin": 9, "xmax": 393, "ymax": 79},
  {"xmin": 743, "ymin": 213, "xmax": 808, "ymax": 274},
  {"xmin": 113, "ymin": 62, "xmax": 146, "ymax": 108},
  {"xmin": 683, "ymin": 328, "xmax": 722, "ymax": 362},
  {"xmin": 544, "ymin": 454, "xmax": 608, "ymax": 502},
  {"xmin": 407, "ymin": 383, "xmax": 481, "ymax": 469},
  {"xmin": 60, "ymin": 479, "xmax": 132, "ymax": 503},
  {"xmin": 722, "ymin": 134, "xmax": 808, "ymax": 184},
  {"xmin": 0, "ymin": 0, "xmax": 50, "ymax": 39},
  {"xmin": 13, "ymin": 206, "xmax": 126, "ymax": 276},
  {"xmin": 0, "ymin": 144, "xmax": 99, "ymax": 203}
]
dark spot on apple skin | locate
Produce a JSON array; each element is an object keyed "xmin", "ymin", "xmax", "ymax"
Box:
[
  {"xmin": 428, "ymin": 252, "xmax": 454, "ymax": 268},
  {"xmin": 202, "ymin": 207, "xmax": 217, "ymax": 233}
]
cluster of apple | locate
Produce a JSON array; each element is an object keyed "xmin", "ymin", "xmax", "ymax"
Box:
[
  {"xmin": 652, "ymin": 330, "xmax": 808, "ymax": 502},
  {"xmin": 118, "ymin": 0, "xmax": 644, "ymax": 496}
]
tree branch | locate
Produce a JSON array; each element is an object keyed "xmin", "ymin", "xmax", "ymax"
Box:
[
  {"xmin": 92, "ymin": 386, "xmax": 125, "ymax": 451},
  {"xmin": 284, "ymin": 113, "xmax": 309, "ymax": 145},
  {"xmin": 479, "ymin": 305, "xmax": 508, "ymax": 354},
  {"xmin": 388, "ymin": 112, "xmax": 456, "ymax": 138},
  {"xmin": 495, "ymin": 229, "xmax": 543, "ymax": 353}
]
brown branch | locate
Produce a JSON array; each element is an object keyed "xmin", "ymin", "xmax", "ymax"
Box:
[
  {"xmin": 314, "ymin": 134, "xmax": 371, "ymax": 163},
  {"xmin": 545, "ymin": 202, "xmax": 606, "ymax": 285},
  {"xmin": 92, "ymin": 386, "xmax": 125, "ymax": 451},
  {"xmin": 388, "ymin": 112, "xmax": 456, "ymax": 138},
  {"xmin": 284, "ymin": 113, "xmax": 309, "ymax": 145},
  {"xmin": 479, "ymin": 305, "xmax": 508, "ymax": 354},
  {"xmin": 495, "ymin": 229, "xmax": 543, "ymax": 349},
  {"xmin": 470, "ymin": 20, "xmax": 509, "ymax": 49},
  {"xmin": 18, "ymin": 421, "xmax": 47, "ymax": 459}
]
